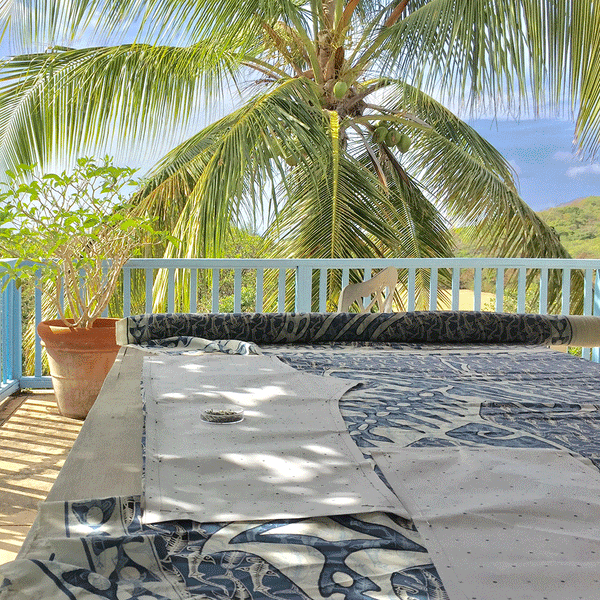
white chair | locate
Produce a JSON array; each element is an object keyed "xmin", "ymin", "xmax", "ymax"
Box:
[{"xmin": 338, "ymin": 267, "xmax": 398, "ymax": 313}]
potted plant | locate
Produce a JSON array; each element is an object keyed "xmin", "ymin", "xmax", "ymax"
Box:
[{"xmin": 0, "ymin": 156, "xmax": 167, "ymax": 419}]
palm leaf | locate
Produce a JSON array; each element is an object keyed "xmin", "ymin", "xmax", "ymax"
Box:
[
  {"xmin": 375, "ymin": 1, "xmax": 600, "ymax": 155},
  {"xmin": 137, "ymin": 77, "xmax": 330, "ymax": 258},
  {"xmin": 0, "ymin": 41, "xmax": 254, "ymax": 170}
]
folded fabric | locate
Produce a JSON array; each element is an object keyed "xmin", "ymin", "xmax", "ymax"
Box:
[
  {"xmin": 141, "ymin": 353, "xmax": 405, "ymax": 523},
  {"xmin": 373, "ymin": 447, "xmax": 600, "ymax": 600},
  {"xmin": 4, "ymin": 494, "xmax": 437, "ymax": 600},
  {"xmin": 123, "ymin": 335, "xmax": 261, "ymax": 355}
]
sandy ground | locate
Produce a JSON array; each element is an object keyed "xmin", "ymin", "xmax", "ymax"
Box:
[{"xmin": 436, "ymin": 289, "xmax": 495, "ymax": 310}]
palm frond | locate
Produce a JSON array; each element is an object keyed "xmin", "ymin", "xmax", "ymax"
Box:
[
  {"xmin": 379, "ymin": 83, "xmax": 567, "ymax": 259},
  {"xmin": 267, "ymin": 140, "xmax": 453, "ymax": 261},
  {"xmin": 371, "ymin": 0, "xmax": 600, "ymax": 155},
  {"xmin": 0, "ymin": 41, "xmax": 252, "ymax": 170},
  {"xmin": 136, "ymin": 77, "xmax": 330, "ymax": 258}
]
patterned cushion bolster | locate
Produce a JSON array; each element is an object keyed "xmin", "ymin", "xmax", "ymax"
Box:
[{"xmin": 115, "ymin": 311, "xmax": 589, "ymax": 346}]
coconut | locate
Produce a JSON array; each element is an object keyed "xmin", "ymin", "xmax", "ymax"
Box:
[
  {"xmin": 333, "ymin": 81, "xmax": 348, "ymax": 99},
  {"xmin": 385, "ymin": 129, "xmax": 401, "ymax": 146},
  {"xmin": 371, "ymin": 126, "xmax": 387, "ymax": 143},
  {"xmin": 397, "ymin": 134, "xmax": 412, "ymax": 153}
]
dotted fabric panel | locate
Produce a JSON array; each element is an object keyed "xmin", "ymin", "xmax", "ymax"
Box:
[
  {"xmin": 142, "ymin": 353, "xmax": 405, "ymax": 524},
  {"xmin": 373, "ymin": 447, "xmax": 600, "ymax": 600}
]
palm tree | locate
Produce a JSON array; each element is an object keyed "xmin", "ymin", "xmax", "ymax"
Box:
[{"xmin": 0, "ymin": 1, "xmax": 598, "ymax": 304}]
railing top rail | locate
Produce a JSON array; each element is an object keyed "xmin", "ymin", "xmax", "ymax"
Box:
[
  {"xmin": 7, "ymin": 257, "xmax": 600, "ymax": 269},
  {"xmin": 121, "ymin": 257, "xmax": 600, "ymax": 269}
]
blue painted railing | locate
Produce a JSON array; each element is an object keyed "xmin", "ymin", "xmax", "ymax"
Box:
[
  {"xmin": 2, "ymin": 257, "xmax": 600, "ymax": 400},
  {"xmin": 0, "ymin": 275, "xmax": 21, "ymax": 400}
]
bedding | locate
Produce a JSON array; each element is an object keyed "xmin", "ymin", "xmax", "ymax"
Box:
[
  {"xmin": 141, "ymin": 353, "xmax": 401, "ymax": 523},
  {"xmin": 3, "ymin": 312, "xmax": 600, "ymax": 600},
  {"xmin": 375, "ymin": 447, "xmax": 600, "ymax": 600}
]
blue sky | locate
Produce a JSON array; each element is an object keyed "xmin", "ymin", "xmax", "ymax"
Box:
[{"xmin": 467, "ymin": 117, "xmax": 600, "ymax": 212}]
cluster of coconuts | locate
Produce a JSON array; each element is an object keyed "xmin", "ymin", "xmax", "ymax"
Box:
[{"xmin": 372, "ymin": 123, "xmax": 411, "ymax": 153}]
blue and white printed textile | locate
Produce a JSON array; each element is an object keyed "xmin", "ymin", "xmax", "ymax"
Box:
[
  {"xmin": 3, "ymin": 495, "xmax": 437, "ymax": 600},
  {"xmin": 3, "ymin": 312, "xmax": 600, "ymax": 600}
]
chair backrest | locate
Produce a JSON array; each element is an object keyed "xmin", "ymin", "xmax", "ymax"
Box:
[{"xmin": 337, "ymin": 267, "xmax": 398, "ymax": 313}]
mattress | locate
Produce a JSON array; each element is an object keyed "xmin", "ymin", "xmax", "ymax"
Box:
[{"xmin": 3, "ymin": 312, "xmax": 600, "ymax": 600}]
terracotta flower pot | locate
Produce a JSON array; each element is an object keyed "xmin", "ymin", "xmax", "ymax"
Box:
[{"xmin": 37, "ymin": 318, "xmax": 120, "ymax": 420}]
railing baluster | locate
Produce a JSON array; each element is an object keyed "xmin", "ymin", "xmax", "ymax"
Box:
[
  {"xmin": 539, "ymin": 268, "xmax": 549, "ymax": 314},
  {"xmin": 429, "ymin": 268, "xmax": 438, "ymax": 310},
  {"xmin": 584, "ymin": 268, "xmax": 594, "ymax": 315},
  {"xmin": 295, "ymin": 266, "xmax": 312, "ymax": 312},
  {"xmin": 255, "ymin": 269, "xmax": 264, "ymax": 312},
  {"xmin": 59, "ymin": 276, "xmax": 64, "ymax": 317},
  {"xmin": 407, "ymin": 268, "xmax": 416, "ymax": 311},
  {"xmin": 145, "ymin": 269, "xmax": 153, "ymax": 313},
  {"xmin": 34, "ymin": 274, "xmax": 43, "ymax": 378},
  {"xmin": 561, "ymin": 268, "xmax": 571, "ymax": 314},
  {"xmin": 582, "ymin": 268, "xmax": 595, "ymax": 361},
  {"xmin": 496, "ymin": 268, "xmax": 504, "ymax": 312},
  {"xmin": 0, "ymin": 278, "xmax": 22, "ymax": 399},
  {"xmin": 593, "ymin": 270, "xmax": 600, "ymax": 363},
  {"xmin": 319, "ymin": 268, "xmax": 327, "ymax": 312},
  {"xmin": 278, "ymin": 269, "xmax": 286, "ymax": 311},
  {"xmin": 212, "ymin": 269, "xmax": 220, "ymax": 312},
  {"xmin": 123, "ymin": 267, "xmax": 132, "ymax": 317},
  {"xmin": 13, "ymin": 282, "xmax": 22, "ymax": 382},
  {"xmin": 0, "ymin": 280, "xmax": 5, "ymax": 385},
  {"xmin": 234, "ymin": 269, "xmax": 242, "ymax": 312},
  {"xmin": 473, "ymin": 268, "xmax": 482, "ymax": 311},
  {"xmin": 79, "ymin": 269, "xmax": 86, "ymax": 315},
  {"xmin": 1, "ymin": 282, "xmax": 8, "ymax": 383},
  {"xmin": 363, "ymin": 268, "xmax": 372, "ymax": 310},
  {"xmin": 517, "ymin": 268, "xmax": 527, "ymax": 313},
  {"xmin": 167, "ymin": 269, "xmax": 175, "ymax": 313},
  {"xmin": 4, "ymin": 286, "xmax": 11, "ymax": 384},
  {"xmin": 189, "ymin": 269, "xmax": 197, "ymax": 313},
  {"xmin": 451, "ymin": 268, "xmax": 460, "ymax": 311},
  {"xmin": 101, "ymin": 264, "xmax": 109, "ymax": 317},
  {"xmin": 341, "ymin": 268, "xmax": 349, "ymax": 290}
]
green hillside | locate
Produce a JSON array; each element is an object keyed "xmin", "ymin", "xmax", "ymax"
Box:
[
  {"xmin": 537, "ymin": 196, "xmax": 600, "ymax": 258},
  {"xmin": 454, "ymin": 196, "xmax": 600, "ymax": 258}
]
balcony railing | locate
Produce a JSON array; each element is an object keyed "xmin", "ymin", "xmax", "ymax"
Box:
[{"xmin": 2, "ymin": 257, "xmax": 600, "ymax": 401}]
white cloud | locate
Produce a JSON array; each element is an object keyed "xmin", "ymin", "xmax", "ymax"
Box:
[
  {"xmin": 566, "ymin": 164, "xmax": 600, "ymax": 178},
  {"xmin": 553, "ymin": 150, "xmax": 600, "ymax": 178},
  {"xmin": 553, "ymin": 151, "xmax": 576, "ymax": 162},
  {"xmin": 508, "ymin": 159, "xmax": 521, "ymax": 175}
]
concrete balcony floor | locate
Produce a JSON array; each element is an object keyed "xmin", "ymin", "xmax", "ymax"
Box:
[{"xmin": 0, "ymin": 391, "xmax": 83, "ymax": 565}]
